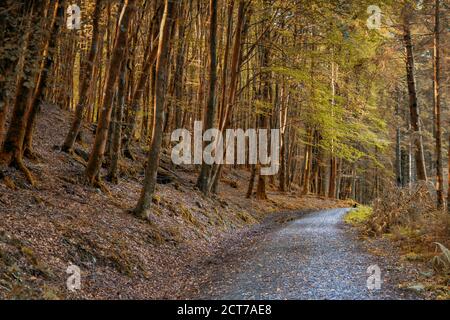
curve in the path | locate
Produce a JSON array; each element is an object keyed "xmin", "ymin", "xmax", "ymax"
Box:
[{"xmin": 199, "ymin": 208, "xmax": 418, "ymax": 300}]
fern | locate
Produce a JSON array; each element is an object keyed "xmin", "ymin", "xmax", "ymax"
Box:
[{"xmin": 432, "ymin": 242, "xmax": 450, "ymax": 273}]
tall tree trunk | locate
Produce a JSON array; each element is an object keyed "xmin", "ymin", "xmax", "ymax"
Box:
[
  {"xmin": 23, "ymin": 0, "xmax": 65, "ymax": 159},
  {"xmin": 217, "ymin": 0, "xmax": 234, "ymax": 130},
  {"xmin": 328, "ymin": 156, "xmax": 337, "ymax": 198},
  {"xmin": 209, "ymin": 0, "xmax": 246, "ymax": 193},
  {"xmin": 62, "ymin": 0, "xmax": 103, "ymax": 153},
  {"xmin": 246, "ymin": 164, "xmax": 256, "ymax": 198},
  {"xmin": 122, "ymin": 7, "xmax": 162, "ymax": 159},
  {"xmin": 85, "ymin": 0, "xmax": 136, "ymax": 184},
  {"xmin": 196, "ymin": 0, "xmax": 218, "ymax": 194},
  {"xmin": 173, "ymin": 1, "xmax": 190, "ymax": 129},
  {"xmin": 0, "ymin": 1, "xmax": 47, "ymax": 185},
  {"xmin": 133, "ymin": 0, "xmax": 177, "ymax": 218},
  {"xmin": 0, "ymin": 2, "xmax": 26, "ymax": 148},
  {"xmin": 302, "ymin": 129, "xmax": 313, "ymax": 195},
  {"xmin": 106, "ymin": 58, "xmax": 127, "ymax": 183},
  {"xmin": 255, "ymin": 2, "xmax": 270, "ymax": 201},
  {"xmin": 432, "ymin": 0, "xmax": 444, "ymax": 208},
  {"xmin": 447, "ymin": 133, "xmax": 450, "ymax": 213},
  {"xmin": 395, "ymin": 89, "xmax": 402, "ymax": 187},
  {"xmin": 402, "ymin": 7, "xmax": 427, "ymax": 181},
  {"xmin": 328, "ymin": 58, "xmax": 337, "ymax": 197}
]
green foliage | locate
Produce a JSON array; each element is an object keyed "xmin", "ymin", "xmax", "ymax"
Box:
[{"xmin": 344, "ymin": 206, "xmax": 373, "ymax": 226}]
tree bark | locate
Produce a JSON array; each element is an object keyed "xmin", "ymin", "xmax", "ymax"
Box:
[
  {"xmin": 432, "ymin": 0, "xmax": 444, "ymax": 208},
  {"xmin": 447, "ymin": 133, "xmax": 450, "ymax": 213},
  {"xmin": 402, "ymin": 7, "xmax": 427, "ymax": 181},
  {"xmin": 106, "ymin": 58, "xmax": 127, "ymax": 183},
  {"xmin": 62, "ymin": 0, "xmax": 103, "ymax": 153},
  {"xmin": 196, "ymin": 0, "xmax": 218, "ymax": 194},
  {"xmin": 23, "ymin": 0, "xmax": 65, "ymax": 159},
  {"xmin": 0, "ymin": 1, "xmax": 47, "ymax": 185},
  {"xmin": 209, "ymin": 0, "xmax": 246, "ymax": 193},
  {"xmin": 133, "ymin": 0, "xmax": 177, "ymax": 218},
  {"xmin": 85, "ymin": 0, "xmax": 136, "ymax": 184},
  {"xmin": 122, "ymin": 13, "xmax": 161, "ymax": 159},
  {"xmin": 0, "ymin": 2, "xmax": 27, "ymax": 148}
]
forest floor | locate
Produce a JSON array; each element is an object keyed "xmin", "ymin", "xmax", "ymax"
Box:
[
  {"xmin": 0, "ymin": 104, "xmax": 432, "ymax": 300},
  {"xmin": 0, "ymin": 104, "xmax": 350, "ymax": 299}
]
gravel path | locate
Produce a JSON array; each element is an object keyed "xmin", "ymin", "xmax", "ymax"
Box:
[{"xmin": 195, "ymin": 208, "xmax": 419, "ymax": 300}]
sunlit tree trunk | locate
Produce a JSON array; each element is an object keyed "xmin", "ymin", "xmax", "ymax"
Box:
[
  {"xmin": 85, "ymin": 0, "xmax": 136, "ymax": 184},
  {"xmin": 197, "ymin": 0, "xmax": 218, "ymax": 194},
  {"xmin": 209, "ymin": 0, "xmax": 246, "ymax": 193},
  {"xmin": 0, "ymin": 1, "xmax": 47, "ymax": 185},
  {"xmin": 106, "ymin": 58, "xmax": 127, "ymax": 183},
  {"xmin": 122, "ymin": 6, "xmax": 162, "ymax": 159},
  {"xmin": 0, "ymin": 2, "xmax": 27, "ymax": 149},
  {"xmin": 62, "ymin": 0, "xmax": 103, "ymax": 153},
  {"xmin": 23, "ymin": 0, "xmax": 65, "ymax": 159},
  {"xmin": 402, "ymin": 7, "xmax": 427, "ymax": 182},
  {"xmin": 432, "ymin": 0, "xmax": 444, "ymax": 208},
  {"xmin": 133, "ymin": 0, "xmax": 177, "ymax": 218}
]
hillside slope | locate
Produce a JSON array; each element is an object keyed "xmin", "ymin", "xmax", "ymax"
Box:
[{"xmin": 0, "ymin": 105, "xmax": 348, "ymax": 299}]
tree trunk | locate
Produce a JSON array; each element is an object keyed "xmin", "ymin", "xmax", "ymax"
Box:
[
  {"xmin": 402, "ymin": 7, "xmax": 427, "ymax": 181},
  {"xmin": 447, "ymin": 133, "xmax": 450, "ymax": 213},
  {"xmin": 0, "ymin": 1, "xmax": 47, "ymax": 185},
  {"xmin": 122, "ymin": 15, "xmax": 161, "ymax": 159},
  {"xmin": 395, "ymin": 89, "xmax": 402, "ymax": 187},
  {"xmin": 85, "ymin": 0, "xmax": 136, "ymax": 184},
  {"xmin": 0, "ymin": 2, "xmax": 26, "ymax": 148},
  {"xmin": 328, "ymin": 156, "xmax": 337, "ymax": 198},
  {"xmin": 246, "ymin": 164, "xmax": 256, "ymax": 198},
  {"xmin": 432, "ymin": 0, "xmax": 444, "ymax": 208},
  {"xmin": 23, "ymin": 0, "xmax": 65, "ymax": 159},
  {"xmin": 173, "ymin": 1, "xmax": 190, "ymax": 129},
  {"xmin": 209, "ymin": 0, "xmax": 246, "ymax": 193},
  {"xmin": 62, "ymin": 0, "xmax": 103, "ymax": 153},
  {"xmin": 133, "ymin": 0, "xmax": 177, "ymax": 218},
  {"xmin": 302, "ymin": 129, "xmax": 313, "ymax": 195},
  {"xmin": 106, "ymin": 58, "xmax": 127, "ymax": 183},
  {"xmin": 196, "ymin": 0, "xmax": 218, "ymax": 194}
]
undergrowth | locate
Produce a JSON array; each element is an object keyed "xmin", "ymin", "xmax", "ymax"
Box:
[
  {"xmin": 344, "ymin": 206, "xmax": 373, "ymax": 226},
  {"xmin": 352, "ymin": 182, "xmax": 450, "ymax": 299}
]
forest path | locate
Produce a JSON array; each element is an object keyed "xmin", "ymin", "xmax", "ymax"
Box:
[{"xmin": 192, "ymin": 208, "xmax": 419, "ymax": 300}]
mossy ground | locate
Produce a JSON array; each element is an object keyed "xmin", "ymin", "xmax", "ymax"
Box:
[{"xmin": 344, "ymin": 206, "xmax": 372, "ymax": 226}]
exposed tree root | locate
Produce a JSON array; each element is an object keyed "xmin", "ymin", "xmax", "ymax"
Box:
[
  {"xmin": 0, "ymin": 150, "xmax": 35, "ymax": 186},
  {"xmin": 23, "ymin": 147, "xmax": 40, "ymax": 161},
  {"xmin": 132, "ymin": 207, "xmax": 150, "ymax": 220},
  {"xmin": 81, "ymin": 173, "xmax": 112, "ymax": 196},
  {"xmin": 10, "ymin": 156, "xmax": 35, "ymax": 186}
]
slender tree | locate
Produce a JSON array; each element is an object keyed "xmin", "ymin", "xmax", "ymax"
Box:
[
  {"xmin": 196, "ymin": 0, "xmax": 218, "ymax": 193},
  {"xmin": 432, "ymin": 0, "xmax": 444, "ymax": 208},
  {"xmin": 62, "ymin": 0, "xmax": 103, "ymax": 153},
  {"xmin": 85, "ymin": 0, "xmax": 136, "ymax": 184},
  {"xmin": 23, "ymin": 0, "xmax": 66, "ymax": 159},
  {"xmin": 133, "ymin": 0, "xmax": 177, "ymax": 218},
  {"xmin": 402, "ymin": 5, "xmax": 427, "ymax": 181}
]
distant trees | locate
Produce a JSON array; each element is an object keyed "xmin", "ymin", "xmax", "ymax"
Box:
[{"xmin": 0, "ymin": 0, "xmax": 448, "ymax": 214}]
